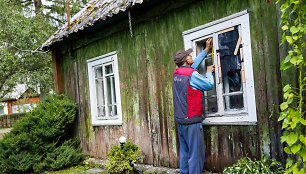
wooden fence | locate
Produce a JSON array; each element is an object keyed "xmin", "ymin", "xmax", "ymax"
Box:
[{"xmin": 0, "ymin": 113, "xmax": 26, "ymax": 128}]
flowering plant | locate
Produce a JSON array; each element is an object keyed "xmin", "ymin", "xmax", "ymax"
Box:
[{"xmin": 105, "ymin": 139, "xmax": 143, "ymax": 173}]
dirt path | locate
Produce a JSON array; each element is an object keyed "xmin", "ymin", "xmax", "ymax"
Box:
[{"xmin": 0, "ymin": 128, "xmax": 12, "ymax": 140}]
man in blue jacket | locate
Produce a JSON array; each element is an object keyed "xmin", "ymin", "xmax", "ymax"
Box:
[{"xmin": 173, "ymin": 38, "xmax": 214, "ymax": 174}]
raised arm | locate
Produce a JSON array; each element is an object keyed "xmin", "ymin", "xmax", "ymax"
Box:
[{"xmin": 191, "ymin": 38, "xmax": 212, "ymax": 69}]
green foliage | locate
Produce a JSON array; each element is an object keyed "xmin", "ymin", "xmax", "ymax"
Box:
[
  {"xmin": 0, "ymin": 94, "xmax": 84, "ymax": 173},
  {"xmin": 105, "ymin": 140, "xmax": 144, "ymax": 174},
  {"xmin": 0, "ymin": 0, "xmax": 90, "ymax": 99},
  {"xmin": 0, "ymin": 112, "xmax": 26, "ymax": 119},
  {"xmin": 277, "ymin": 0, "xmax": 306, "ymax": 173},
  {"xmin": 15, "ymin": 0, "xmax": 90, "ymax": 27},
  {"xmin": 223, "ymin": 157, "xmax": 285, "ymax": 174},
  {"xmin": 0, "ymin": 0, "xmax": 55, "ymax": 98}
]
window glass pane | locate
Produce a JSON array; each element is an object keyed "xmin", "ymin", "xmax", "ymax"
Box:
[
  {"xmin": 0, "ymin": 106, "xmax": 4, "ymax": 115},
  {"xmin": 222, "ymin": 70, "xmax": 242, "ymax": 93},
  {"xmin": 95, "ymin": 66, "xmax": 105, "ymax": 118},
  {"xmin": 95, "ymin": 66, "xmax": 103, "ymax": 78},
  {"xmin": 106, "ymin": 75, "xmax": 117, "ymax": 117},
  {"xmin": 97, "ymin": 106, "xmax": 105, "ymax": 118},
  {"xmin": 112, "ymin": 76, "xmax": 117, "ymax": 103},
  {"xmin": 12, "ymin": 104, "xmax": 20, "ymax": 113},
  {"xmin": 12, "ymin": 104, "xmax": 32, "ymax": 113},
  {"xmin": 105, "ymin": 64, "xmax": 113, "ymax": 74},
  {"xmin": 205, "ymin": 55, "xmax": 218, "ymax": 114},
  {"xmin": 108, "ymin": 105, "xmax": 117, "ymax": 117},
  {"xmin": 205, "ymin": 72, "xmax": 218, "ymax": 114},
  {"xmin": 224, "ymin": 94, "xmax": 244, "ymax": 110}
]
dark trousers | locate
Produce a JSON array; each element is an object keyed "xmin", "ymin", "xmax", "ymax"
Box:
[{"xmin": 177, "ymin": 122, "xmax": 205, "ymax": 174}]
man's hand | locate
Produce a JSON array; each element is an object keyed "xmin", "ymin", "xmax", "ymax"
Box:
[
  {"xmin": 207, "ymin": 65, "xmax": 215, "ymax": 73},
  {"xmin": 204, "ymin": 38, "xmax": 212, "ymax": 53}
]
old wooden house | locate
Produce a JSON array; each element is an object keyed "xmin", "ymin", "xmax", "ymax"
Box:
[
  {"xmin": 38, "ymin": 0, "xmax": 288, "ymax": 172},
  {"xmin": 0, "ymin": 85, "xmax": 39, "ymax": 115}
]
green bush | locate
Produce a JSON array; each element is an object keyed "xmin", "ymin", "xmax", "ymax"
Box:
[
  {"xmin": 105, "ymin": 139, "xmax": 143, "ymax": 174},
  {"xmin": 223, "ymin": 156, "xmax": 285, "ymax": 174},
  {"xmin": 0, "ymin": 94, "xmax": 84, "ymax": 173}
]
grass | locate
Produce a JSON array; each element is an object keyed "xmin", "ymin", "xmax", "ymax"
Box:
[{"xmin": 42, "ymin": 163, "xmax": 107, "ymax": 174}]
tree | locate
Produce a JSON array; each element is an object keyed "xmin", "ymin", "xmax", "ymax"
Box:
[
  {"xmin": 14, "ymin": 0, "xmax": 89, "ymax": 27},
  {"xmin": 0, "ymin": 0, "xmax": 55, "ymax": 99},
  {"xmin": 0, "ymin": 0, "xmax": 89, "ymax": 99}
]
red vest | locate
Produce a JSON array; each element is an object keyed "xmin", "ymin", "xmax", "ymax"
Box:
[{"xmin": 173, "ymin": 67, "xmax": 205, "ymax": 124}]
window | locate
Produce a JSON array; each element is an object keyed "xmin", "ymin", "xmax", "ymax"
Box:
[
  {"xmin": 0, "ymin": 105, "xmax": 4, "ymax": 115},
  {"xmin": 11, "ymin": 103, "xmax": 36, "ymax": 113},
  {"xmin": 87, "ymin": 51, "xmax": 122, "ymax": 126},
  {"xmin": 183, "ymin": 10, "xmax": 257, "ymax": 125}
]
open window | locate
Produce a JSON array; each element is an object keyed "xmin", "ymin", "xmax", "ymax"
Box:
[
  {"xmin": 183, "ymin": 10, "xmax": 257, "ymax": 125},
  {"xmin": 87, "ymin": 51, "xmax": 123, "ymax": 126}
]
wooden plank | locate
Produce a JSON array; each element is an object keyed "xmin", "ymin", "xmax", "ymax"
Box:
[
  {"xmin": 7, "ymin": 102, "xmax": 12, "ymax": 114},
  {"xmin": 248, "ymin": 0, "xmax": 271, "ymax": 160},
  {"xmin": 217, "ymin": 53, "xmax": 222, "ymax": 83},
  {"xmin": 218, "ymin": 26, "xmax": 234, "ymax": 34},
  {"xmin": 260, "ymin": 0, "xmax": 285, "ymax": 163},
  {"xmin": 234, "ymin": 35, "xmax": 242, "ymax": 55},
  {"xmin": 240, "ymin": 48, "xmax": 246, "ymax": 83},
  {"xmin": 52, "ymin": 50, "xmax": 64, "ymax": 94}
]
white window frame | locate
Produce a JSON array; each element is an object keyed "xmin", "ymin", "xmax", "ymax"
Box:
[
  {"xmin": 87, "ymin": 51, "xmax": 123, "ymax": 126},
  {"xmin": 182, "ymin": 10, "xmax": 257, "ymax": 125}
]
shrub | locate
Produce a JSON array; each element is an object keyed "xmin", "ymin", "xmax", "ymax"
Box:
[
  {"xmin": 0, "ymin": 94, "xmax": 84, "ymax": 173},
  {"xmin": 223, "ymin": 156, "xmax": 285, "ymax": 174},
  {"xmin": 105, "ymin": 139, "xmax": 143, "ymax": 174}
]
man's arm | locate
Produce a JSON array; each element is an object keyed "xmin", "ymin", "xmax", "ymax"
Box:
[
  {"xmin": 191, "ymin": 50, "xmax": 207, "ymax": 69},
  {"xmin": 191, "ymin": 38, "xmax": 212, "ymax": 70},
  {"xmin": 190, "ymin": 71, "xmax": 214, "ymax": 91}
]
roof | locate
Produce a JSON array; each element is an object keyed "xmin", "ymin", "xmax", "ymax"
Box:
[
  {"xmin": 0, "ymin": 84, "xmax": 39, "ymax": 102},
  {"xmin": 38, "ymin": 0, "xmax": 143, "ymax": 51}
]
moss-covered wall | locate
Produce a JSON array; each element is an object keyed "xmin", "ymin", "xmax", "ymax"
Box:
[{"xmin": 55, "ymin": 0, "xmax": 286, "ymax": 171}]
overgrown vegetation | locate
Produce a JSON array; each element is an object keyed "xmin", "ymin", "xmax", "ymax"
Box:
[
  {"xmin": 105, "ymin": 140, "xmax": 144, "ymax": 174},
  {"xmin": 0, "ymin": 94, "xmax": 84, "ymax": 173},
  {"xmin": 277, "ymin": 0, "xmax": 305, "ymax": 173},
  {"xmin": 223, "ymin": 157, "xmax": 285, "ymax": 174}
]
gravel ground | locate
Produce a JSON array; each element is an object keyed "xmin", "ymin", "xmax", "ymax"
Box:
[{"xmin": 85, "ymin": 158, "xmax": 219, "ymax": 174}]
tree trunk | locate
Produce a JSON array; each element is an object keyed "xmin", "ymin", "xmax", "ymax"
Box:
[{"xmin": 34, "ymin": 0, "xmax": 42, "ymax": 16}]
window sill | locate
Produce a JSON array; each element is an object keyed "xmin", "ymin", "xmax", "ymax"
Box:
[
  {"xmin": 203, "ymin": 114, "xmax": 257, "ymax": 125},
  {"xmin": 92, "ymin": 118, "xmax": 122, "ymax": 126}
]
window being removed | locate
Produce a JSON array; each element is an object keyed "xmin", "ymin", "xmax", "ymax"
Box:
[
  {"xmin": 218, "ymin": 26, "xmax": 244, "ymax": 111},
  {"xmin": 183, "ymin": 10, "xmax": 257, "ymax": 125},
  {"xmin": 194, "ymin": 25, "xmax": 245, "ymax": 115},
  {"xmin": 196, "ymin": 38, "xmax": 218, "ymax": 114}
]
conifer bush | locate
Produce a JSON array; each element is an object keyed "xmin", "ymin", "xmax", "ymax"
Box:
[
  {"xmin": 0, "ymin": 94, "xmax": 84, "ymax": 173},
  {"xmin": 105, "ymin": 139, "xmax": 143, "ymax": 173}
]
